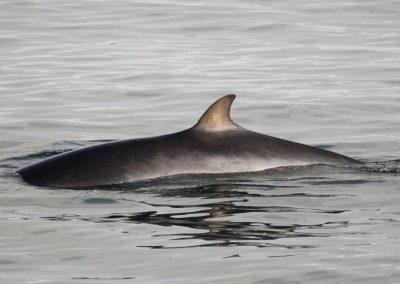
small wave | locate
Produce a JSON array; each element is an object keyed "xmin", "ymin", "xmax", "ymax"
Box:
[
  {"xmin": 71, "ymin": 277, "xmax": 135, "ymax": 280},
  {"xmin": 360, "ymin": 159, "xmax": 400, "ymax": 173},
  {"xmin": 3, "ymin": 149, "xmax": 72, "ymax": 162},
  {"xmin": 313, "ymin": 144, "xmax": 334, "ymax": 150}
]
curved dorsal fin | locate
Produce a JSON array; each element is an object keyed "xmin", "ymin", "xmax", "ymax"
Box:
[{"xmin": 194, "ymin": 94, "xmax": 238, "ymax": 131}]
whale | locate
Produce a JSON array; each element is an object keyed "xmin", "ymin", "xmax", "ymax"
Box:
[{"xmin": 18, "ymin": 95, "xmax": 361, "ymax": 188}]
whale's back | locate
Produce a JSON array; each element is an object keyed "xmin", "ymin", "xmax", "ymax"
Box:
[{"xmin": 18, "ymin": 95, "xmax": 360, "ymax": 188}]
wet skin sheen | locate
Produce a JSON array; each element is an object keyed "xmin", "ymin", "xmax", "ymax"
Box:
[{"xmin": 18, "ymin": 95, "xmax": 361, "ymax": 188}]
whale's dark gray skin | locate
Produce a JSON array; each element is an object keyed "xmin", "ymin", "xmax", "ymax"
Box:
[{"xmin": 18, "ymin": 95, "xmax": 361, "ymax": 188}]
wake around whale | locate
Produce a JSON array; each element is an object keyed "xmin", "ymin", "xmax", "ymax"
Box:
[{"xmin": 18, "ymin": 95, "xmax": 361, "ymax": 188}]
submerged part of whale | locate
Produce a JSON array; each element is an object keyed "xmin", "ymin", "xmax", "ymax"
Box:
[{"xmin": 18, "ymin": 95, "xmax": 361, "ymax": 188}]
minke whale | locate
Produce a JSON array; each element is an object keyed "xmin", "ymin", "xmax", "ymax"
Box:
[{"xmin": 18, "ymin": 95, "xmax": 361, "ymax": 188}]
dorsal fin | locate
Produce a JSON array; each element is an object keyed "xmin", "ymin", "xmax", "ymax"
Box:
[{"xmin": 194, "ymin": 94, "xmax": 238, "ymax": 131}]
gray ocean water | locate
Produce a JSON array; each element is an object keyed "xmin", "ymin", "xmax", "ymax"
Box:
[{"xmin": 1, "ymin": 0, "xmax": 400, "ymax": 283}]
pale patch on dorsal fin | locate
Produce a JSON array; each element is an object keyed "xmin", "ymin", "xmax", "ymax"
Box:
[{"xmin": 194, "ymin": 94, "xmax": 239, "ymax": 131}]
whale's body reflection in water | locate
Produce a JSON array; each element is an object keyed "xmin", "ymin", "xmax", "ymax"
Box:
[{"xmin": 42, "ymin": 165, "xmax": 379, "ymax": 249}]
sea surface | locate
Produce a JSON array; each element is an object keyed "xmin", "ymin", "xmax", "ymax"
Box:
[{"xmin": 1, "ymin": 0, "xmax": 400, "ymax": 283}]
